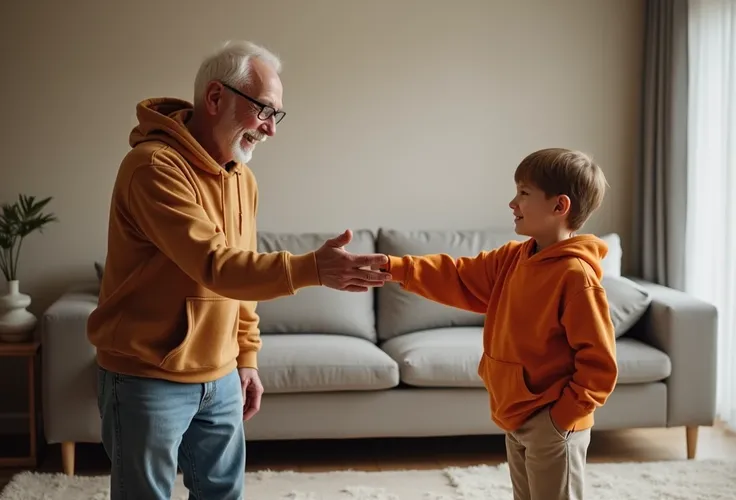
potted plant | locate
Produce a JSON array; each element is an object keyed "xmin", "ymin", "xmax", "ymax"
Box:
[{"xmin": 0, "ymin": 195, "xmax": 57, "ymax": 342}]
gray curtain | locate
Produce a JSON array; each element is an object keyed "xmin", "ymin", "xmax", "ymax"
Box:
[{"xmin": 632, "ymin": 0, "xmax": 689, "ymax": 290}]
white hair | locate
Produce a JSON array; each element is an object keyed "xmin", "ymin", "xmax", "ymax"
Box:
[{"xmin": 193, "ymin": 40, "xmax": 282, "ymax": 105}]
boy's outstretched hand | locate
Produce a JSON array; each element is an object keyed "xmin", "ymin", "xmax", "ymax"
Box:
[
  {"xmin": 371, "ymin": 258, "xmax": 389, "ymax": 271},
  {"xmin": 314, "ymin": 230, "xmax": 392, "ymax": 292}
]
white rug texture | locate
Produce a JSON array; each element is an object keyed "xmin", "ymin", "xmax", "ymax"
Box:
[{"xmin": 2, "ymin": 460, "xmax": 735, "ymax": 500}]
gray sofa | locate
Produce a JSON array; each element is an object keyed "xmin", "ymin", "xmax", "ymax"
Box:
[{"xmin": 40, "ymin": 228, "xmax": 718, "ymax": 476}]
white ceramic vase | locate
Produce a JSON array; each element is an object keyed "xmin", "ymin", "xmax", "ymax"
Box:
[{"xmin": 0, "ymin": 280, "xmax": 37, "ymax": 342}]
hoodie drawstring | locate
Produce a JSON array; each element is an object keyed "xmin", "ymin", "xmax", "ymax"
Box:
[
  {"xmin": 219, "ymin": 171, "xmax": 243, "ymax": 237},
  {"xmin": 220, "ymin": 175, "xmax": 226, "ymax": 234},
  {"xmin": 236, "ymin": 171, "xmax": 243, "ymax": 236}
]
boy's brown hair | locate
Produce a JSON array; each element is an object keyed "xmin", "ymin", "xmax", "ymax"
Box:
[{"xmin": 514, "ymin": 148, "xmax": 607, "ymax": 231}]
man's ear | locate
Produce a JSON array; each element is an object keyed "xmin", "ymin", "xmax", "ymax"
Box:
[
  {"xmin": 554, "ymin": 195, "xmax": 571, "ymax": 217},
  {"xmin": 203, "ymin": 81, "xmax": 226, "ymax": 116}
]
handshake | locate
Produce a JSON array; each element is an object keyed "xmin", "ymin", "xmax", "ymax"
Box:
[{"xmin": 313, "ymin": 229, "xmax": 392, "ymax": 292}]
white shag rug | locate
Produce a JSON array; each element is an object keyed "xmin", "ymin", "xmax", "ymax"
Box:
[{"xmin": 2, "ymin": 460, "xmax": 736, "ymax": 500}]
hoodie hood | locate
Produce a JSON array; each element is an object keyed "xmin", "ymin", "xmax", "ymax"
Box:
[
  {"xmin": 127, "ymin": 97, "xmax": 251, "ymax": 237},
  {"xmin": 521, "ymin": 235, "xmax": 608, "ymax": 278},
  {"xmin": 129, "ymin": 97, "xmax": 241, "ymax": 177}
]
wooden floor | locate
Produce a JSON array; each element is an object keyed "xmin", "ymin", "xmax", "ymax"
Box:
[{"xmin": 1, "ymin": 425, "xmax": 735, "ymax": 492}]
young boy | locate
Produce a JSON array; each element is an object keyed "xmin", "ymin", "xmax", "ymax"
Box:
[{"xmin": 379, "ymin": 148, "xmax": 618, "ymax": 500}]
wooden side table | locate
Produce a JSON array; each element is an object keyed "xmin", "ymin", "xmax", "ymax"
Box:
[{"xmin": 0, "ymin": 340, "xmax": 41, "ymax": 468}]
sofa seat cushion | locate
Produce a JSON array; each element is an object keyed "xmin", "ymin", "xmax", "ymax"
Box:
[
  {"xmin": 258, "ymin": 334, "xmax": 399, "ymax": 393},
  {"xmin": 380, "ymin": 328, "xmax": 671, "ymax": 389},
  {"xmin": 381, "ymin": 327, "xmax": 484, "ymax": 387},
  {"xmin": 615, "ymin": 337, "xmax": 672, "ymax": 384}
]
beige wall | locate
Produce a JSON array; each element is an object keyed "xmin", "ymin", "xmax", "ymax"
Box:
[{"xmin": 0, "ymin": 0, "xmax": 644, "ymax": 427}]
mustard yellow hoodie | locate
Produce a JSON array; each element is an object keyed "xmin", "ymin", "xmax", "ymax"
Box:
[
  {"xmin": 385, "ymin": 235, "xmax": 618, "ymax": 433},
  {"xmin": 87, "ymin": 98, "xmax": 321, "ymax": 383}
]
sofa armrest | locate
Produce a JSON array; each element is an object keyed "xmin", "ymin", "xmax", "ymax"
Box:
[
  {"xmin": 41, "ymin": 287, "xmax": 102, "ymax": 444},
  {"xmin": 632, "ymin": 279, "xmax": 718, "ymax": 427}
]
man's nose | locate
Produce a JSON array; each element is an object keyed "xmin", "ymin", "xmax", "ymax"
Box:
[{"xmin": 260, "ymin": 117, "xmax": 276, "ymax": 137}]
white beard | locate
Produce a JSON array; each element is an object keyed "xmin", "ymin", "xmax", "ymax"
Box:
[{"xmin": 231, "ymin": 141, "xmax": 252, "ymax": 164}]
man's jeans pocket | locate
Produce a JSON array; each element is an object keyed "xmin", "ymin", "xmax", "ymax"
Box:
[{"xmin": 96, "ymin": 366, "xmax": 108, "ymax": 419}]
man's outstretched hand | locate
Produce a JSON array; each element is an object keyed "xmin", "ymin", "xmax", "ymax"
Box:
[{"xmin": 315, "ymin": 229, "xmax": 391, "ymax": 292}]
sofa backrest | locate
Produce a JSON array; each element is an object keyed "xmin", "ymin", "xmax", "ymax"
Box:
[
  {"xmin": 375, "ymin": 228, "xmax": 624, "ymax": 341},
  {"xmin": 96, "ymin": 228, "xmax": 642, "ymax": 342},
  {"xmin": 376, "ymin": 228, "xmax": 518, "ymax": 341},
  {"xmin": 254, "ymin": 229, "xmax": 378, "ymax": 342}
]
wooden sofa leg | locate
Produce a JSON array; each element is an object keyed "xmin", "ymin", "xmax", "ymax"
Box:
[
  {"xmin": 61, "ymin": 442, "xmax": 75, "ymax": 475},
  {"xmin": 686, "ymin": 426, "xmax": 698, "ymax": 459}
]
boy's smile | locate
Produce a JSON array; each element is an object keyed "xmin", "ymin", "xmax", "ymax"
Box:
[
  {"xmin": 509, "ymin": 182, "xmax": 573, "ymax": 249},
  {"xmin": 509, "ymin": 183, "xmax": 552, "ymax": 232}
]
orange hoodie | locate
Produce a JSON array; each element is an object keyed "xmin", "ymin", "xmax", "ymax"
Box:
[
  {"xmin": 385, "ymin": 235, "xmax": 618, "ymax": 432},
  {"xmin": 87, "ymin": 98, "xmax": 321, "ymax": 383}
]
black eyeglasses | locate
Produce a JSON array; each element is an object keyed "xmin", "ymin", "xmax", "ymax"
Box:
[{"xmin": 220, "ymin": 81, "xmax": 286, "ymax": 125}]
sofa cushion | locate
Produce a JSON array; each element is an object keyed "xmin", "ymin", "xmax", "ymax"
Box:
[
  {"xmin": 376, "ymin": 228, "xmax": 519, "ymax": 341},
  {"xmin": 602, "ymin": 276, "xmax": 652, "ymax": 338},
  {"xmin": 255, "ymin": 230, "xmax": 377, "ymax": 341},
  {"xmin": 376, "ymin": 228, "xmax": 624, "ymax": 341},
  {"xmin": 600, "ymin": 233, "xmax": 623, "ymax": 277},
  {"xmin": 381, "ymin": 327, "xmax": 485, "ymax": 387},
  {"xmin": 380, "ymin": 328, "xmax": 670, "ymax": 389},
  {"xmin": 258, "ymin": 334, "xmax": 399, "ymax": 393},
  {"xmin": 615, "ymin": 337, "xmax": 672, "ymax": 384}
]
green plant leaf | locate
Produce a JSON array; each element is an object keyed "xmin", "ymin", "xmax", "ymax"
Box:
[{"xmin": 0, "ymin": 194, "xmax": 57, "ymax": 281}]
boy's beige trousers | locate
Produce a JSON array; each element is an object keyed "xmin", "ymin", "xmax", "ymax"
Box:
[{"xmin": 505, "ymin": 406, "xmax": 591, "ymax": 500}]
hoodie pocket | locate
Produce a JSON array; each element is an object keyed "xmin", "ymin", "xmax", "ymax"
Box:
[
  {"xmin": 159, "ymin": 297, "xmax": 239, "ymax": 372},
  {"xmin": 480, "ymin": 353, "xmax": 542, "ymax": 413}
]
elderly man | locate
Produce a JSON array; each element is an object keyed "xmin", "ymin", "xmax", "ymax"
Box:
[{"xmin": 87, "ymin": 40, "xmax": 390, "ymax": 500}]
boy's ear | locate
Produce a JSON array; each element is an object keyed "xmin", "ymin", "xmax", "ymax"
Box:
[{"xmin": 554, "ymin": 195, "xmax": 571, "ymax": 217}]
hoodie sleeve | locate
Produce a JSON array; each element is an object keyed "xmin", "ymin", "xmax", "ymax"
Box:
[
  {"xmin": 126, "ymin": 164, "xmax": 321, "ymax": 301},
  {"xmin": 550, "ymin": 286, "xmax": 618, "ymax": 430},
  {"xmin": 236, "ymin": 187, "xmax": 262, "ymax": 369},
  {"xmin": 237, "ymin": 303, "xmax": 261, "ymax": 369},
  {"xmin": 385, "ymin": 249, "xmax": 503, "ymax": 314}
]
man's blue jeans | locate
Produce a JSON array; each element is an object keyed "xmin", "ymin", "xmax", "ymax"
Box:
[{"xmin": 97, "ymin": 366, "xmax": 245, "ymax": 500}]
